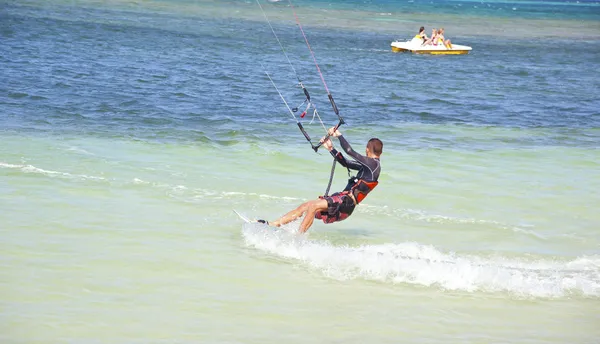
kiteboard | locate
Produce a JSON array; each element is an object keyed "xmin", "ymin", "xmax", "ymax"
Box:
[
  {"xmin": 233, "ymin": 209, "xmax": 254, "ymax": 223},
  {"xmin": 233, "ymin": 209, "xmax": 272, "ymax": 226}
]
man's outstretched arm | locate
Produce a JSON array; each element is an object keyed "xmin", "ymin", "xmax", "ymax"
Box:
[
  {"xmin": 328, "ymin": 128, "xmax": 371, "ymax": 166},
  {"xmin": 330, "ymin": 148, "xmax": 362, "ymax": 170},
  {"xmin": 323, "ymin": 137, "xmax": 361, "ymax": 170}
]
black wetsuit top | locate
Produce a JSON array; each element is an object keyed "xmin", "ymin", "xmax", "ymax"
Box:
[{"xmin": 329, "ymin": 135, "xmax": 381, "ymax": 194}]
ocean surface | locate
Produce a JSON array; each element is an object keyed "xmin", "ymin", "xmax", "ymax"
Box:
[{"xmin": 1, "ymin": 0, "xmax": 600, "ymax": 343}]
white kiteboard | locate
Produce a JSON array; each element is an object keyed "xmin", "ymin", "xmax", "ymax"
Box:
[
  {"xmin": 233, "ymin": 209, "xmax": 254, "ymax": 223},
  {"xmin": 233, "ymin": 209, "xmax": 273, "ymax": 227},
  {"xmin": 233, "ymin": 210, "xmax": 296, "ymax": 234}
]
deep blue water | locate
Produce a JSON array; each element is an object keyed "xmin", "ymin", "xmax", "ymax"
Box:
[{"xmin": 1, "ymin": 0, "xmax": 599, "ymax": 150}]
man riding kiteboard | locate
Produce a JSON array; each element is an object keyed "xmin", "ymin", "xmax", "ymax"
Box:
[{"xmin": 260, "ymin": 127, "xmax": 382, "ymax": 233}]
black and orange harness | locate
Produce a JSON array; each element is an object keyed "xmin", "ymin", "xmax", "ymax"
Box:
[
  {"xmin": 322, "ymin": 155, "xmax": 378, "ymax": 205},
  {"xmin": 350, "ymin": 178, "xmax": 379, "ymax": 204}
]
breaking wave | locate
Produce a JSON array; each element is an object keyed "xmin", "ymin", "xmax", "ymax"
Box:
[
  {"xmin": 0, "ymin": 162, "xmax": 106, "ymax": 181},
  {"xmin": 242, "ymin": 223, "xmax": 600, "ymax": 299}
]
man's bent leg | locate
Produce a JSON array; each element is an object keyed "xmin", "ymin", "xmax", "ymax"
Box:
[
  {"xmin": 299, "ymin": 198, "xmax": 328, "ymax": 233},
  {"xmin": 271, "ymin": 201, "xmax": 309, "ymax": 227}
]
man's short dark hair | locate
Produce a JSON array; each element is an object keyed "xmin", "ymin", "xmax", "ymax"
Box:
[{"xmin": 367, "ymin": 138, "xmax": 383, "ymax": 156}]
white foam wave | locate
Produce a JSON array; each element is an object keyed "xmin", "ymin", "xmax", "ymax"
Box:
[
  {"xmin": 164, "ymin": 188, "xmax": 304, "ymax": 202},
  {"xmin": 258, "ymin": 194, "xmax": 302, "ymax": 201},
  {"xmin": 242, "ymin": 226, "xmax": 600, "ymax": 298},
  {"xmin": 65, "ymin": 146, "xmax": 94, "ymax": 155},
  {"xmin": 0, "ymin": 162, "xmax": 105, "ymax": 181}
]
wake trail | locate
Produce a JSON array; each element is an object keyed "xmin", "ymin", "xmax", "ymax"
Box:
[{"xmin": 242, "ymin": 224, "xmax": 600, "ymax": 299}]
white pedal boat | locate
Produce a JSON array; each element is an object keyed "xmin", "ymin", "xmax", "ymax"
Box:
[{"xmin": 391, "ymin": 38, "xmax": 472, "ymax": 55}]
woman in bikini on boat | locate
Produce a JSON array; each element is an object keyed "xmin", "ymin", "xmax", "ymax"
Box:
[
  {"xmin": 415, "ymin": 26, "xmax": 428, "ymax": 44},
  {"xmin": 422, "ymin": 28, "xmax": 437, "ymax": 46},
  {"xmin": 438, "ymin": 28, "xmax": 453, "ymax": 48}
]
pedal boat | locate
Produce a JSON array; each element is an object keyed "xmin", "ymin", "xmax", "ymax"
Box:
[{"xmin": 391, "ymin": 38, "xmax": 472, "ymax": 55}]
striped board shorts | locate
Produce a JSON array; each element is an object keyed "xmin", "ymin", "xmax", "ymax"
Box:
[{"xmin": 315, "ymin": 192, "xmax": 356, "ymax": 224}]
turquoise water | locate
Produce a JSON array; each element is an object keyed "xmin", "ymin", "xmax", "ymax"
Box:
[
  {"xmin": 288, "ymin": 0, "xmax": 600, "ymax": 20},
  {"xmin": 1, "ymin": 0, "xmax": 600, "ymax": 343}
]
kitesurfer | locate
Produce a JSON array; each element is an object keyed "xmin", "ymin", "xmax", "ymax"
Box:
[{"xmin": 259, "ymin": 127, "xmax": 383, "ymax": 233}]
